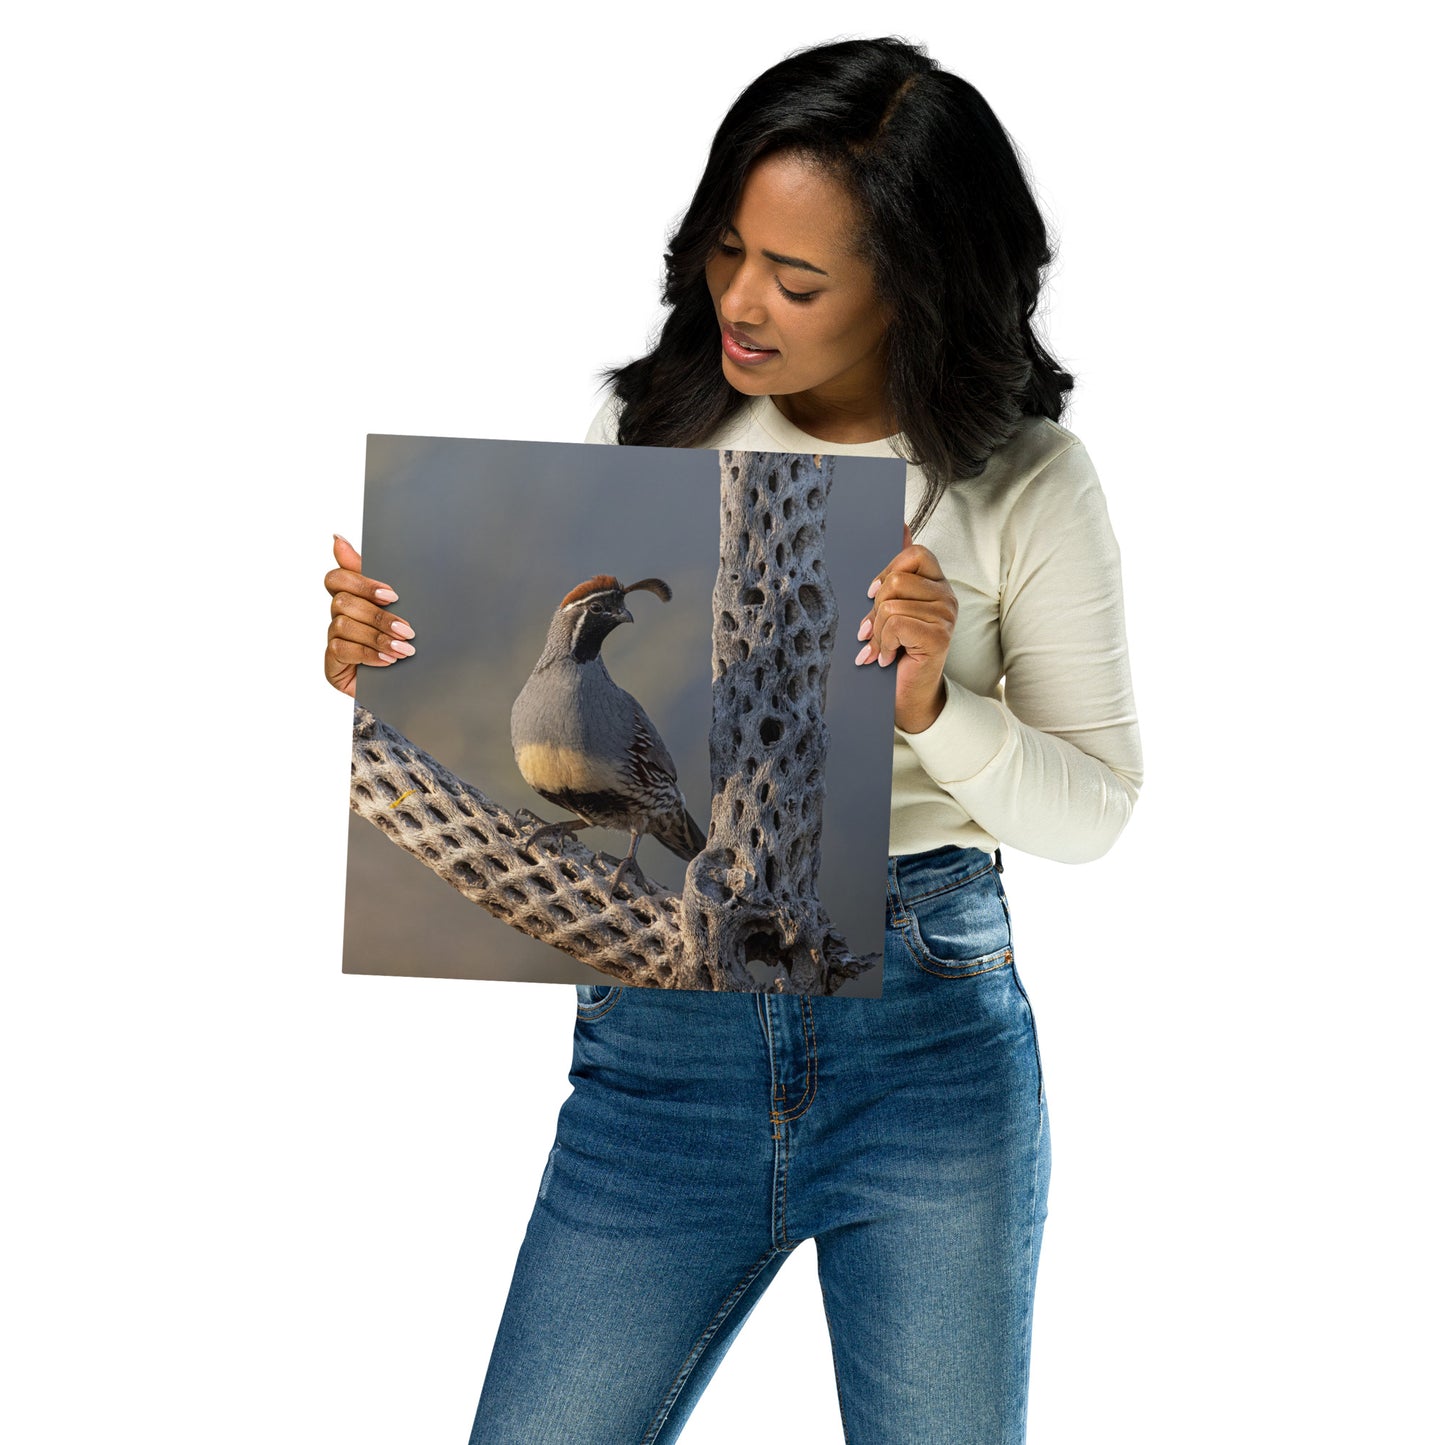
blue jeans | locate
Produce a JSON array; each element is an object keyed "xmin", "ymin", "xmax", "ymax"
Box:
[{"xmin": 469, "ymin": 846, "xmax": 1050, "ymax": 1443}]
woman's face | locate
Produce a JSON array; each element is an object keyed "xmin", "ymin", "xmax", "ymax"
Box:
[{"xmin": 704, "ymin": 152, "xmax": 892, "ymax": 434}]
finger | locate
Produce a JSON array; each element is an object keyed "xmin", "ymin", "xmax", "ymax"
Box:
[
  {"xmin": 857, "ymin": 583, "xmax": 956, "ymax": 646},
  {"xmin": 330, "ymin": 590, "xmax": 415, "ymax": 640},
  {"xmin": 333, "ymin": 533, "xmax": 363, "ymax": 573},
  {"xmin": 874, "ymin": 613, "xmax": 952, "ymax": 667},
  {"xmin": 325, "ymin": 534, "xmax": 400, "ymax": 606},
  {"xmin": 856, "ymin": 593, "xmax": 950, "ymax": 643},
  {"xmin": 324, "ymin": 565, "xmax": 400, "ymax": 605},
  {"xmin": 858, "ymin": 611, "xmax": 951, "ymax": 666},
  {"xmin": 875, "ymin": 596, "xmax": 956, "ymax": 629},
  {"xmin": 869, "ymin": 569, "xmax": 954, "ymax": 604},
  {"xmin": 330, "ymin": 613, "xmax": 416, "ymax": 659},
  {"xmin": 868, "ymin": 543, "xmax": 944, "ymax": 594},
  {"xmin": 328, "ymin": 633, "xmax": 402, "ymax": 669}
]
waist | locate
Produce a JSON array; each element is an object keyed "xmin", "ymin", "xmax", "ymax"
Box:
[{"xmin": 888, "ymin": 844, "xmax": 998, "ymax": 910}]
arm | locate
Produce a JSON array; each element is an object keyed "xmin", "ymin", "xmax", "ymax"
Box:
[{"xmin": 901, "ymin": 440, "xmax": 1144, "ymax": 864}]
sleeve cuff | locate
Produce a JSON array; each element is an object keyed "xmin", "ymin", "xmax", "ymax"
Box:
[{"xmin": 896, "ymin": 674, "xmax": 1011, "ymax": 785}]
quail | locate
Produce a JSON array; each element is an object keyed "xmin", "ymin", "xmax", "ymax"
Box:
[{"xmin": 511, "ymin": 574, "xmax": 708, "ymax": 895}]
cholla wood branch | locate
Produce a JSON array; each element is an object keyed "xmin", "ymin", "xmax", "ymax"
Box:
[
  {"xmin": 349, "ymin": 448, "xmax": 879, "ymax": 994},
  {"xmin": 680, "ymin": 451, "xmax": 872, "ymax": 993},
  {"xmin": 350, "ymin": 706, "xmax": 691, "ymax": 988}
]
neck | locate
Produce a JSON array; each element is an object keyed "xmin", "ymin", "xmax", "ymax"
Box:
[
  {"xmin": 771, "ymin": 388, "xmax": 896, "ymax": 444},
  {"xmin": 536, "ymin": 610, "xmax": 614, "ymax": 669}
]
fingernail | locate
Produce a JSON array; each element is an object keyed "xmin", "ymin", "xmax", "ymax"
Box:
[
  {"xmin": 334, "ymin": 533, "xmax": 354, "ymax": 548},
  {"xmin": 389, "ymin": 640, "xmax": 415, "ymax": 657},
  {"xmin": 375, "ymin": 587, "xmax": 399, "ymax": 603},
  {"xmin": 855, "ymin": 644, "xmax": 873, "ymax": 665},
  {"xmin": 856, "ymin": 617, "xmax": 872, "ymax": 641},
  {"xmin": 390, "ymin": 620, "xmax": 415, "ymax": 639},
  {"xmin": 867, "ymin": 578, "xmax": 881, "ymax": 598},
  {"xmin": 376, "ymin": 650, "xmax": 396, "ymax": 662}
]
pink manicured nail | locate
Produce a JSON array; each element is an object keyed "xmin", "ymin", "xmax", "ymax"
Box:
[
  {"xmin": 390, "ymin": 620, "xmax": 415, "ymax": 639},
  {"xmin": 867, "ymin": 578, "xmax": 881, "ymax": 598},
  {"xmin": 375, "ymin": 587, "xmax": 399, "ymax": 603},
  {"xmin": 334, "ymin": 533, "xmax": 354, "ymax": 549},
  {"xmin": 856, "ymin": 618, "xmax": 873, "ymax": 641},
  {"xmin": 855, "ymin": 644, "xmax": 873, "ymax": 665},
  {"xmin": 389, "ymin": 640, "xmax": 415, "ymax": 656},
  {"xmin": 376, "ymin": 650, "xmax": 396, "ymax": 662}
]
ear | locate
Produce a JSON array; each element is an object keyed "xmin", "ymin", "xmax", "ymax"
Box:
[{"xmin": 623, "ymin": 577, "xmax": 673, "ymax": 603}]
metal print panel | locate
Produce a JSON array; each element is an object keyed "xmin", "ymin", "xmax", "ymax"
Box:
[{"xmin": 343, "ymin": 436, "xmax": 903, "ymax": 996}]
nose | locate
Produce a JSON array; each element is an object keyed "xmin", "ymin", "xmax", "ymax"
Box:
[{"xmin": 717, "ymin": 258, "xmax": 768, "ymax": 329}]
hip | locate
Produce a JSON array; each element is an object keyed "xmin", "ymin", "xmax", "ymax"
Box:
[{"xmin": 569, "ymin": 846, "xmax": 1042, "ymax": 1098}]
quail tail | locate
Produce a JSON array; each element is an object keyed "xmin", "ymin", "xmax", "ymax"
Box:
[{"xmin": 655, "ymin": 807, "xmax": 709, "ymax": 862}]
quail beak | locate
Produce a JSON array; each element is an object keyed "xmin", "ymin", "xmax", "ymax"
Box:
[{"xmin": 619, "ymin": 606, "xmax": 634, "ymax": 625}]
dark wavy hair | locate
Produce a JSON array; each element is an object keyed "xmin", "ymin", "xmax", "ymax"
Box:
[{"xmin": 604, "ymin": 36, "xmax": 1074, "ymax": 532}]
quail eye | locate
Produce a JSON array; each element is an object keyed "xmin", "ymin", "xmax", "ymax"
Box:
[{"xmin": 588, "ymin": 601, "xmax": 603, "ymax": 614}]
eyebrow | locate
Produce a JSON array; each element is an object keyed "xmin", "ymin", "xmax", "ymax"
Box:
[{"xmin": 723, "ymin": 225, "xmax": 829, "ymax": 277}]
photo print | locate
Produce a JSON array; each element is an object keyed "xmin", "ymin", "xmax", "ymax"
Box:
[{"xmin": 344, "ymin": 436, "xmax": 904, "ymax": 996}]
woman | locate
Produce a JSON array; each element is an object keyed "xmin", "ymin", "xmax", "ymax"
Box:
[{"xmin": 325, "ymin": 37, "xmax": 1141, "ymax": 1443}]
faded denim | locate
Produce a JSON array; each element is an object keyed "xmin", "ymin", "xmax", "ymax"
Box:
[{"xmin": 469, "ymin": 846, "xmax": 1050, "ymax": 1443}]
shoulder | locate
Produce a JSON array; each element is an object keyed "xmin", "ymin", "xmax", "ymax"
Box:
[
  {"xmin": 915, "ymin": 415, "xmax": 1103, "ymax": 549},
  {"xmin": 990, "ymin": 418, "xmax": 1123, "ymax": 593},
  {"xmin": 982, "ymin": 416, "xmax": 1101, "ymax": 511},
  {"xmin": 583, "ymin": 392, "xmax": 625, "ymax": 445},
  {"xmin": 977, "ymin": 417, "xmax": 1115, "ymax": 552}
]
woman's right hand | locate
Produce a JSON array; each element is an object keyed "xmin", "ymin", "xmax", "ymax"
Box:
[{"xmin": 324, "ymin": 534, "xmax": 416, "ymax": 697}]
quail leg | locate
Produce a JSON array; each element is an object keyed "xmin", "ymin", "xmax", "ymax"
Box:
[
  {"xmin": 522, "ymin": 816, "xmax": 589, "ymax": 851},
  {"xmin": 609, "ymin": 832, "xmax": 655, "ymax": 896}
]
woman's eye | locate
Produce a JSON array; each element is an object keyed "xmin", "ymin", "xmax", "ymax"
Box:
[
  {"xmin": 776, "ymin": 279, "xmax": 818, "ymax": 304},
  {"xmin": 716, "ymin": 241, "xmax": 742, "ymax": 257}
]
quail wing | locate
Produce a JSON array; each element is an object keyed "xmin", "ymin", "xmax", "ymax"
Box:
[
  {"xmin": 620, "ymin": 694, "xmax": 709, "ymax": 861},
  {"xmin": 623, "ymin": 695, "xmax": 681, "ymax": 794}
]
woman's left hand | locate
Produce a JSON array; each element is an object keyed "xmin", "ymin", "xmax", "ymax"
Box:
[{"xmin": 855, "ymin": 524, "xmax": 958, "ymax": 734}]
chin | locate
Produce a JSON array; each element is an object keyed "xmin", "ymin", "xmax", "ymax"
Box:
[{"xmin": 720, "ymin": 361, "xmax": 775, "ymax": 396}]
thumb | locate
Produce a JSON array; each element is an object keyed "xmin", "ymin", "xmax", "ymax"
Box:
[
  {"xmin": 333, "ymin": 532, "xmax": 362, "ymax": 570},
  {"xmin": 902, "ymin": 521, "xmax": 914, "ymax": 550}
]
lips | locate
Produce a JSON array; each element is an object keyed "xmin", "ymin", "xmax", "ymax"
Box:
[{"xmin": 721, "ymin": 323, "xmax": 779, "ymax": 366}]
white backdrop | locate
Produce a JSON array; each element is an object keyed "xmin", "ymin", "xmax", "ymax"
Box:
[{"xmin": 4, "ymin": 3, "xmax": 1438, "ymax": 1441}]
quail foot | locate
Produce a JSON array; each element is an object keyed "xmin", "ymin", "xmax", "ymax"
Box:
[{"xmin": 511, "ymin": 575, "xmax": 708, "ymax": 895}]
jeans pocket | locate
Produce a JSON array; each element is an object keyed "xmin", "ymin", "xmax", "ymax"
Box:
[
  {"xmin": 575, "ymin": 982, "xmax": 623, "ymax": 1020},
  {"xmin": 900, "ymin": 864, "xmax": 1014, "ymax": 979}
]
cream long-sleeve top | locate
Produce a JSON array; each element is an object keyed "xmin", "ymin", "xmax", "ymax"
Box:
[{"xmin": 585, "ymin": 393, "xmax": 1143, "ymax": 865}]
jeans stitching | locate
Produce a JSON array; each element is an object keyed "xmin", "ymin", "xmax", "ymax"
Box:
[
  {"xmin": 575, "ymin": 985, "xmax": 623, "ymax": 1021},
  {"xmin": 900, "ymin": 921, "xmax": 1014, "ymax": 979},
  {"xmin": 886, "ymin": 862, "xmax": 906, "ymax": 929},
  {"xmin": 761, "ymin": 999, "xmax": 780, "ymax": 1123},
  {"xmin": 895, "ymin": 859, "xmax": 997, "ymax": 907},
  {"xmin": 641, "ymin": 1247, "xmax": 785, "ymax": 1444},
  {"xmin": 773, "ymin": 996, "xmax": 818, "ymax": 1123},
  {"xmin": 815, "ymin": 1259, "xmax": 853, "ymax": 1445},
  {"xmin": 775, "ymin": 1114, "xmax": 792, "ymax": 1248},
  {"xmin": 1011, "ymin": 967, "xmax": 1045, "ymax": 1110},
  {"xmin": 1015, "ymin": 1086, "xmax": 1048, "ymax": 1442}
]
